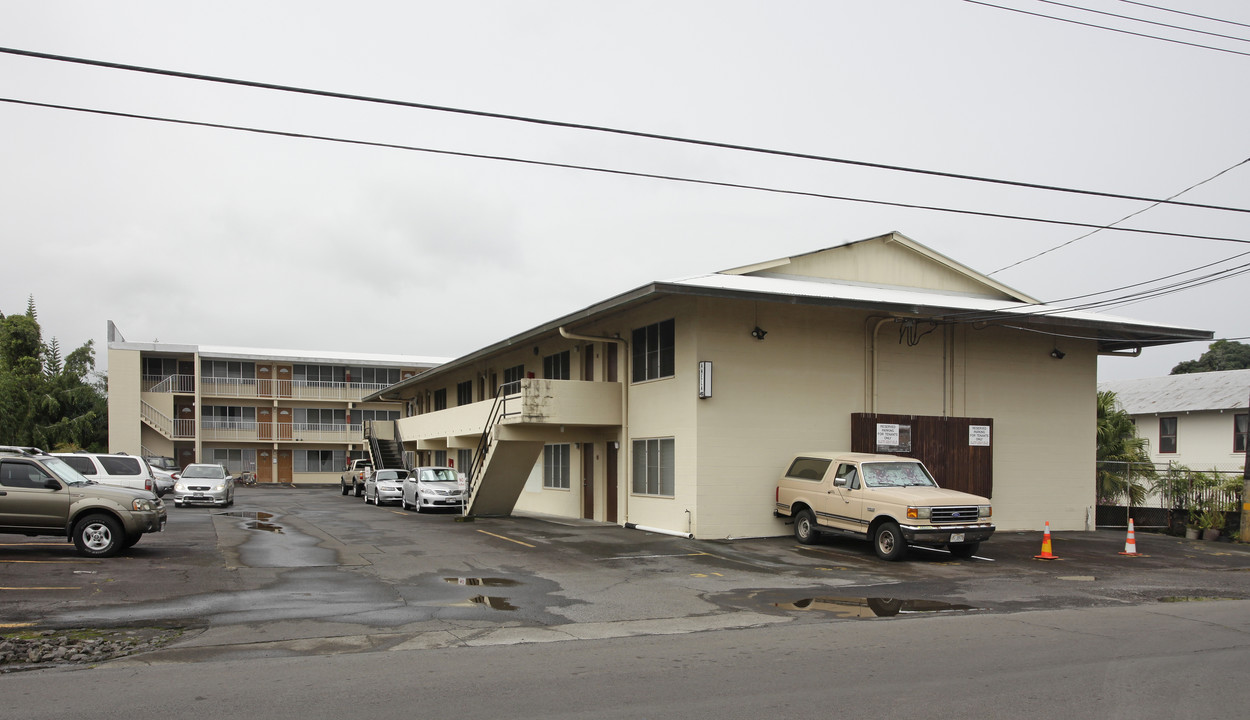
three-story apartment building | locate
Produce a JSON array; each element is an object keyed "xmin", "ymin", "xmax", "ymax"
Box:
[{"xmin": 106, "ymin": 322, "xmax": 445, "ymax": 483}]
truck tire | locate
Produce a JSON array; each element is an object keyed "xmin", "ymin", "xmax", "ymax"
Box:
[
  {"xmin": 793, "ymin": 508, "xmax": 819, "ymax": 545},
  {"xmin": 873, "ymin": 521, "xmax": 908, "ymax": 561},
  {"xmin": 948, "ymin": 541, "xmax": 980, "ymax": 558},
  {"xmin": 73, "ymin": 514, "xmax": 123, "ymax": 558},
  {"xmin": 354, "ymin": 482, "xmax": 363, "ymax": 497},
  {"xmin": 341, "ymin": 483, "xmax": 349, "ymax": 496}
]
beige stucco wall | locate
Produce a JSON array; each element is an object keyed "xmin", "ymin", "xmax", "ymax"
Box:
[
  {"xmin": 1134, "ymin": 411, "xmax": 1246, "ymax": 473},
  {"xmin": 107, "ymin": 347, "xmax": 143, "ymax": 455}
]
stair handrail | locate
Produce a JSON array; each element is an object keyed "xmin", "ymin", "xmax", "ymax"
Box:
[
  {"xmin": 139, "ymin": 400, "xmax": 176, "ymax": 440},
  {"xmin": 465, "ymin": 383, "xmax": 520, "ymax": 515}
]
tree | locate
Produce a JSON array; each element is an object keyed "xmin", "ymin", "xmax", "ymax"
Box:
[
  {"xmin": 0, "ymin": 300, "xmax": 108, "ymax": 451},
  {"xmin": 1096, "ymin": 390, "xmax": 1153, "ymax": 505},
  {"xmin": 1170, "ymin": 339, "xmax": 1250, "ymax": 374}
]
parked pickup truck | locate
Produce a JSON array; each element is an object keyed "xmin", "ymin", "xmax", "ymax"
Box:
[
  {"xmin": 774, "ymin": 451, "xmax": 993, "ymax": 560},
  {"xmin": 340, "ymin": 458, "xmax": 372, "ymax": 497}
]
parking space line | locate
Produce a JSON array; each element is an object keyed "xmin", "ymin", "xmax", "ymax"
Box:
[
  {"xmin": 476, "ymin": 530, "xmax": 536, "ymax": 548},
  {"xmin": 0, "ymin": 586, "xmax": 80, "ymax": 591},
  {"xmin": 600, "ymin": 552, "xmax": 712, "ymax": 561},
  {"xmin": 1, "ymin": 560, "xmax": 95, "ymax": 564},
  {"xmin": 0, "ymin": 542, "xmax": 66, "ymax": 547},
  {"xmin": 0, "ymin": 622, "xmax": 37, "ymax": 628}
]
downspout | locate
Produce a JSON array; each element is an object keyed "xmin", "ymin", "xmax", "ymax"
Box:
[
  {"xmin": 559, "ymin": 326, "xmax": 630, "ymax": 526},
  {"xmin": 868, "ymin": 317, "xmax": 891, "ymax": 414}
]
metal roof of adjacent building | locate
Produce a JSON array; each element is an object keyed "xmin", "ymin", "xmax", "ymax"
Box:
[{"xmin": 1099, "ymin": 369, "xmax": 1250, "ymax": 415}]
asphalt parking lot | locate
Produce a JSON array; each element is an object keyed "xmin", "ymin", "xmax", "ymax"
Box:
[{"xmin": 3, "ymin": 485, "xmax": 1249, "ymax": 664}]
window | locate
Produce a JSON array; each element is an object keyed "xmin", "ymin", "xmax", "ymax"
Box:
[
  {"xmin": 294, "ymin": 449, "xmax": 344, "ymax": 473},
  {"xmin": 632, "ymin": 437, "xmax": 675, "ymax": 496},
  {"xmin": 349, "ymin": 367, "xmax": 401, "ymax": 385},
  {"xmin": 434, "ymin": 450, "xmax": 447, "ymax": 466},
  {"xmin": 0, "ymin": 460, "xmax": 53, "ymax": 489},
  {"xmin": 632, "ymin": 319, "xmax": 675, "ymax": 382},
  {"xmin": 785, "ymin": 457, "xmax": 831, "ymax": 481},
  {"xmin": 202, "ymin": 406, "xmax": 258, "ymax": 428},
  {"xmin": 98, "ymin": 456, "xmax": 142, "ymax": 475},
  {"xmin": 295, "ymin": 365, "xmax": 346, "ymax": 384},
  {"xmin": 355, "ymin": 409, "xmax": 399, "ymax": 425},
  {"xmin": 1236, "ymin": 414, "xmax": 1247, "ymax": 453},
  {"xmin": 457, "ymin": 449, "xmax": 473, "ymax": 475},
  {"xmin": 293, "ymin": 408, "xmax": 346, "ymax": 427},
  {"xmin": 543, "ymin": 444, "xmax": 571, "ymax": 489},
  {"xmin": 433, "ymin": 388, "xmax": 447, "ymax": 411},
  {"xmin": 1160, "ymin": 417, "xmax": 1178, "ymax": 454},
  {"xmin": 202, "ymin": 360, "xmax": 256, "ymax": 379},
  {"xmin": 143, "ymin": 357, "xmax": 178, "ymax": 379},
  {"xmin": 206, "ymin": 448, "xmax": 257, "ymax": 474},
  {"xmin": 457, "ymin": 381, "xmax": 473, "ymax": 406},
  {"xmin": 543, "ymin": 351, "xmax": 570, "ymax": 380},
  {"xmin": 502, "ymin": 364, "xmax": 525, "ymax": 395}
]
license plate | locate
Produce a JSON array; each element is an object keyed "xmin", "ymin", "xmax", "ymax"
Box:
[{"xmin": 950, "ymin": 533, "xmax": 965, "ymax": 543}]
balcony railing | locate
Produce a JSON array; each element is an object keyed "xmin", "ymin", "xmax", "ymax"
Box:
[
  {"xmin": 199, "ymin": 421, "xmax": 363, "ymax": 443},
  {"xmin": 143, "ymin": 374, "xmax": 392, "ymax": 401}
]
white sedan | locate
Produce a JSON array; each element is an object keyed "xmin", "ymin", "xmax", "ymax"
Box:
[
  {"xmin": 401, "ymin": 466, "xmax": 465, "ymax": 512},
  {"xmin": 364, "ymin": 469, "xmax": 409, "ymax": 506}
]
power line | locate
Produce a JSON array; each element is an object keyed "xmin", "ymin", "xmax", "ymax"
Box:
[
  {"xmin": 1033, "ymin": 0, "xmax": 1250, "ymax": 44},
  {"xmin": 962, "ymin": 0, "xmax": 1250, "ymax": 57},
  {"xmin": 1117, "ymin": 1, "xmax": 1250, "ymax": 31},
  {"xmin": 5, "ymin": 96, "xmax": 1250, "ymax": 248},
  {"xmin": 1, "ymin": 45, "xmax": 1249, "ymax": 215},
  {"xmin": 990, "ymin": 157, "xmax": 1250, "ymax": 275}
]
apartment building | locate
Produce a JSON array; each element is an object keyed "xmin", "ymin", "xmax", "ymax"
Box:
[
  {"xmin": 368, "ymin": 233, "xmax": 1210, "ymax": 537},
  {"xmin": 106, "ymin": 322, "xmax": 445, "ymax": 483}
]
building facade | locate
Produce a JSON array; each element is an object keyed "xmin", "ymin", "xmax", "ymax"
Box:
[
  {"xmin": 106, "ymin": 322, "xmax": 444, "ymax": 483},
  {"xmin": 1100, "ymin": 369, "xmax": 1249, "ymax": 474},
  {"xmin": 370, "ymin": 233, "xmax": 1210, "ymax": 538}
]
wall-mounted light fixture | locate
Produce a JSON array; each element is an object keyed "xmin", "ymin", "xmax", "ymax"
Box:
[
  {"xmin": 750, "ymin": 326, "xmax": 768, "ymax": 340},
  {"xmin": 1050, "ymin": 347, "xmax": 1066, "ymax": 360},
  {"xmin": 698, "ymin": 361, "xmax": 713, "ymax": 398}
]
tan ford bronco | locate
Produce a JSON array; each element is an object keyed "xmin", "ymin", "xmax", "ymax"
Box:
[{"xmin": 775, "ymin": 452, "xmax": 993, "ymax": 560}]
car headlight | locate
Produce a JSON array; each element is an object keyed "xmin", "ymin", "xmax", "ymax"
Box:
[
  {"xmin": 214, "ymin": 484, "xmax": 225, "ymax": 492},
  {"xmin": 175, "ymin": 482, "xmax": 186, "ymax": 492},
  {"xmin": 132, "ymin": 498, "xmax": 154, "ymax": 511},
  {"xmin": 906, "ymin": 506, "xmax": 931, "ymax": 520},
  {"xmin": 979, "ymin": 505, "xmax": 992, "ymax": 518}
]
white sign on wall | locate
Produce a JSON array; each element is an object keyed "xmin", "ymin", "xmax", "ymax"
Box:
[
  {"xmin": 969, "ymin": 425, "xmax": 991, "ymax": 447},
  {"xmin": 876, "ymin": 423, "xmax": 900, "ymax": 447}
]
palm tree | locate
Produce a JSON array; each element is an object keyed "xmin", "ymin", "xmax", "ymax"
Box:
[{"xmin": 1096, "ymin": 390, "xmax": 1153, "ymax": 506}]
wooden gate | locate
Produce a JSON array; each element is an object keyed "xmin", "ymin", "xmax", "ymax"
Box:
[{"xmin": 851, "ymin": 413, "xmax": 993, "ymax": 498}]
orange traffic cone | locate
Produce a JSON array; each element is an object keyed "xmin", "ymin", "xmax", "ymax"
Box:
[
  {"xmin": 1034, "ymin": 521, "xmax": 1059, "ymax": 560},
  {"xmin": 1119, "ymin": 518, "xmax": 1146, "ymax": 557}
]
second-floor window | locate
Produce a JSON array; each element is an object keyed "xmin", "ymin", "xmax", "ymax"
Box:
[
  {"xmin": 202, "ymin": 361, "xmax": 255, "ymax": 379},
  {"xmin": 1159, "ymin": 417, "xmax": 1178, "ymax": 453},
  {"xmin": 632, "ymin": 319, "xmax": 675, "ymax": 383},
  {"xmin": 201, "ymin": 406, "xmax": 256, "ymax": 428},
  {"xmin": 294, "ymin": 408, "xmax": 347, "ymax": 427},
  {"xmin": 434, "ymin": 388, "xmax": 447, "ymax": 411},
  {"xmin": 1236, "ymin": 414, "xmax": 1247, "ymax": 453},
  {"xmin": 457, "ymin": 381, "xmax": 473, "ymax": 406},
  {"xmin": 544, "ymin": 351, "xmax": 571, "ymax": 380},
  {"xmin": 502, "ymin": 365, "xmax": 525, "ymax": 395}
]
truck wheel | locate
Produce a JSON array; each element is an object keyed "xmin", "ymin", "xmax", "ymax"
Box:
[
  {"xmin": 793, "ymin": 509, "xmax": 819, "ymax": 545},
  {"xmin": 354, "ymin": 483, "xmax": 363, "ymax": 497},
  {"xmin": 121, "ymin": 533, "xmax": 142, "ymax": 550},
  {"xmin": 73, "ymin": 514, "xmax": 123, "ymax": 558},
  {"xmin": 341, "ymin": 483, "xmax": 349, "ymax": 496},
  {"xmin": 948, "ymin": 542, "xmax": 980, "ymax": 558},
  {"xmin": 873, "ymin": 521, "xmax": 908, "ymax": 561}
]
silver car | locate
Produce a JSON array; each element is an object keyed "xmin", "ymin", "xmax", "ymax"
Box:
[
  {"xmin": 364, "ymin": 469, "xmax": 409, "ymax": 506},
  {"xmin": 401, "ymin": 466, "xmax": 465, "ymax": 512},
  {"xmin": 172, "ymin": 463, "xmax": 235, "ymax": 508}
]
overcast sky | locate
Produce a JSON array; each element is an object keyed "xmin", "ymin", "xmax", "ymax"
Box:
[{"xmin": 2, "ymin": 1, "xmax": 1246, "ymax": 382}]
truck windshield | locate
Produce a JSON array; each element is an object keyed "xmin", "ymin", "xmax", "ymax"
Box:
[
  {"xmin": 860, "ymin": 462, "xmax": 937, "ymax": 488},
  {"xmin": 42, "ymin": 457, "xmax": 93, "ymax": 486}
]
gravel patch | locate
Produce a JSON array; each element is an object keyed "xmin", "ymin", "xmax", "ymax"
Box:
[{"xmin": 0, "ymin": 628, "xmax": 183, "ymax": 671}]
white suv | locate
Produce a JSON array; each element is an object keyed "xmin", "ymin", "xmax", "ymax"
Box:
[{"xmin": 52, "ymin": 453, "xmax": 157, "ymax": 495}]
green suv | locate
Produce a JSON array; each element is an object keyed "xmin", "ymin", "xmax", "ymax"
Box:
[{"xmin": 0, "ymin": 446, "xmax": 167, "ymax": 557}]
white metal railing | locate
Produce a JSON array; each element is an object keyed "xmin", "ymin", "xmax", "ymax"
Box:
[
  {"xmin": 198, "ymin": 377, "xmax": 391, "ymax": 401},
  {"xmin": 199, "ymin": 421, "xmax": 363, "ymax": 443},
  {"xmin": 140, "ymin": 400, "xmax": 197, "ymax": 439},
  {"xmin": 143, "ymin": 374, "xmax": 195, "ymax": 393}
]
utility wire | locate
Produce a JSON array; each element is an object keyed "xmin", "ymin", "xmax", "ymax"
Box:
[
  {"xmin": 963, "ymin": 0, "xmax": 1250, "ymax": 57},
  {"xmin": 1118, "ymin": 0, "xmax": 1250, "ymax": 31},
  {"xmin": 1034, "ymin": 0, "xmax": 1250, "ymax": 44},
  {"xmin": 1, "ymin": 45, "xmax": 1249, "ymax": 215},
  {"xmin": 5, "ymin": 96, "xmax": 1249, "ymax": 248},
  {"xmin": 990, "ymin": 157, "xmax": 1250, "ymax": 275}
]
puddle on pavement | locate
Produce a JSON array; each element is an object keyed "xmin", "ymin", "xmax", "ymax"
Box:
[
  {"xmin": 444, "ymin": 577, "xmax": 519, "ymax": 587},
  {"xmin": 469, "ymin": 595, "xmax": 518, "ymax": 611},
  {"xmin": 217, "ymin": 510, "xmax": 284, "ymax": 533},
  {"xmin": 774, "ymin": 596, "xmax": 977, "ymax": 618}
]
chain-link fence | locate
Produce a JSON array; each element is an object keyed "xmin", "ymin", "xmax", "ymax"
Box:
[{"xmin": 1096, "ymin": 460, "xmax": 1245, "ymax": 534}]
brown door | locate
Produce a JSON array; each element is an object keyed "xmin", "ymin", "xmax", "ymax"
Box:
[
  {"xmin": 175, "ymin": 401, "xmax": 195, "ymax": 438},
  {"xmin": 605, "ymin": 442, "xmax": 618, "ymax": 523},
  {"xmin": 257, "ymin": 407, "xmax": 274, "ymax": 440},
  {"xmin": 256, "ymin": 450, "xmax": 272, "ymax": 483},
  {"xmin": 178, "ymin": 447, "xmax": 196, "ymax": 471},
  {"xmin": 606, "ymin": 344, "xmax": 618, "ymax": 382},
  {"xmin": 276, "ymin": 408, "xmax": 293, "ymax": 441},
  {"xmin": 256, "ymin": 364, "xmax": 274, "ymax": 397},
  {"xmin": 277, "ymin": 450, "xmax": 292, "ymax": 483},
  {"xmin": 582, "ymin": 443, "xmax": 595, "ymax": 519},
  {"xmin": 276, "ymin": 365, "xmax": 293, "ymax": 397},
  {"xmin": 583, "ymin": 344, "xmax": 594, "ymax": 381},
  {"xmin": 177, "ymin": 361, "xmax": 195, "ymax": 393}
]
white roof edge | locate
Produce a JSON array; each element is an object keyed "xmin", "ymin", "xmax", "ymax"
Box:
[{"xmin": 108, "ymin": 340, "xmax": 448, "ymax": 367}]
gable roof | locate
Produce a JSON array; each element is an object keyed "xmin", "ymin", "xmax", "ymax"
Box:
[{"xmin": 1100, "ymin": 369, "xmax": 1250, "ymax": 414}]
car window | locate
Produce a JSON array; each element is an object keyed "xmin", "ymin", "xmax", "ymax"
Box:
[
  {"xmin": 835, "ymin": 463, "xmax": 858, "ymax": 489},
  {"xmin": 375, "ymin": 470, "xmax": 408, "ymax": 481},
  {"xmin": 99, "ymin": 456, "xmax": 142, "ymax": 475},
  {"xmin": 420, "ymin": 468, "xmax": 457, "ymax": 482},
  {"xmin": 0, "ymin": 460, "xmax": 54, "ymax": 489},
  {"xmin": 59, "ymin": 456, "xmax": 96, "ymax": 475},
  {"xmin": 785, "ymin": 457, "xmax": 831, "ymax": 481},
  {"xmin": 182, "ymin": 465, "xmax": 225, "ymax": 479},
  {"xmin": 42, "ymin": 457, "xmax": 91, "ymax": 486},
  {"xmin": 861, "ymin": 462, "xmax": 936, "ymax": 488}
]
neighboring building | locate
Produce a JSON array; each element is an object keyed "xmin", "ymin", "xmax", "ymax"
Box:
[
  {"xmin": 106, "ymin": 322, "xmax": 446, "ymax": 483},
  {"xmin": 369, "ymin": 232, "xmax": 1210, "ymax": 537},
  {"xmin": 1100, "ymin": 369, "xmax": 1249, "ymax": 474}
]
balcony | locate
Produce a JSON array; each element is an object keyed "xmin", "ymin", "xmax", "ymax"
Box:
[
  {"xmin": 200, "ymin": 421, "xmax": 364, "ymax": 443},
  {"xmin": 397, "ymin": 378, "xmax": 622, "ymax": 447},
  {"xmin": 143, "ymin": 374, "xmax": 393, "ymax": 401}
]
